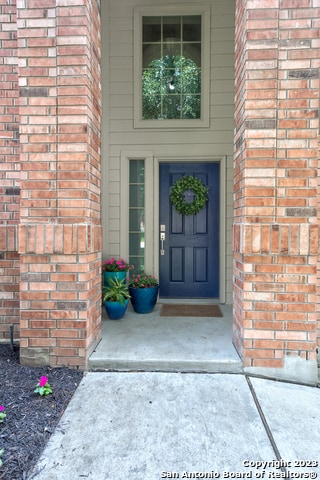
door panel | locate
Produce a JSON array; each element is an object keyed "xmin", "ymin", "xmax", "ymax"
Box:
[{"xmin": 159, "ymin": 162, "xmax": 220, "ymax": 298}]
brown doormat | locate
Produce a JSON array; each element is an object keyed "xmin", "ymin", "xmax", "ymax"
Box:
[{"xmin": 160, "ymin": 304, "xmax": 223, "ymax": 317}]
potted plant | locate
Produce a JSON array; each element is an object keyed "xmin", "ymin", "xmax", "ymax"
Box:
[
  {"xmin": 102, "ymin": 257, "xmax": 133, "ymax": 287},
  {"xmin": 128, "ymin": 273, "xmax": 159, "ymax": 314},
  {"xmin": 103, "ymin": 277, "xmax": 131, "ymax": 320}
]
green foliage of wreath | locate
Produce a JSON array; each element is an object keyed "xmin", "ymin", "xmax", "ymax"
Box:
[{"xmin": 169, "ymin": 176, "xmax": 209, "ymax": 215}]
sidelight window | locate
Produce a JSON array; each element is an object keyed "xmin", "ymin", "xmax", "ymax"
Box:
[{"xmin": 129, "ymin": 160, "xmax": 145, "ymax": 273}]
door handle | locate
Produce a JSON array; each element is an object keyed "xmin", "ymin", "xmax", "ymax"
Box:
[{"xmin": 160, "ymin": 232, "xmax": 165, "ymax": 255}]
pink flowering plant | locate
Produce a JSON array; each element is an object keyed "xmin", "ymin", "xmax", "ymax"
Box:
[
  {"xmin": 0, "ymin": 406, "xmax": 6, "ymax": 423},
  {"xmin": 128, "ymin": 273, "xmax": 159, "ymax": 288},
  {"xmin": 34, "ymin": 376, "xmax": 52, "ymax": 396},
  {"xmin": 102, "ymin": 258, "xmax": 133, "ymax": 273}
]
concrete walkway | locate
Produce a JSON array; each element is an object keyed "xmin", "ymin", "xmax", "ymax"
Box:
[
  {"xmin": 28, "ymin": 372, "xmax": 320, "ymax": 480},
  {"xmin": 28, "ymin": 305, "xmax": 320, "ymax": 479}
]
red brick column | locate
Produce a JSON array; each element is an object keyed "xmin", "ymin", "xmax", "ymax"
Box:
[
  {"xmin": 234, "ymin": 0, "xmax": 319, "ymax": 382},
  {"xmin": 17, "ymin": 1, "xmax": 102, "ymax": 368},
  {"xmin": 0, "ymin": 0, "xmax": 20, "ymax": 341}
]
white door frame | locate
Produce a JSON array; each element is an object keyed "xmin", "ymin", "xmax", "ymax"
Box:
[{"xmin": 119, "ymin": 152, "xmax": 226, "ymax": 302}]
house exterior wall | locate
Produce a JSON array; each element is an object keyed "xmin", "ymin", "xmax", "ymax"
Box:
[
  {"xmin": 0, "ymin": 0, "xmax": 319, "ymax": 382},
  {"xmin": 101, "ymin": 0, "xmax": 235, "ymax": 304},
  {"xmin": 233, "ymin": 0, "xmax": 320, "ymax": 383},
  {"xmin": 0, "ymin": 0, "xmax": 102, "ymax": 368}
]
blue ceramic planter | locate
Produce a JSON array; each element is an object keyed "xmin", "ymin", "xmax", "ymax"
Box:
[
  {"xmin": 104, "ymin": 299, "xmax": 128, "ymax": 320},
  {"xmin": 128, "ymin": 286, "xmax": 159, "ymax": 314},
  {"xmin": 103, "ymin": 271, "xmax": 127, "ymax": 287}
]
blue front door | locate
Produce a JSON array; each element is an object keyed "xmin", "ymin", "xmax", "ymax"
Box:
[{"xmin": 159, "ymin": 162, "xmax": 220, "ymax": 298}]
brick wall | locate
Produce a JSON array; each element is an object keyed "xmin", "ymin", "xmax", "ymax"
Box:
[
  {"xmin": 234, "ymin": 0, "xmax": 319, "ymax": 379},
  {"xmin": 0, "ymin": 0, "xmax": 20, "ymax": 342},
  {"xmin": 16, "ymin": 0, "xmax": 102, "ymax": 368}
]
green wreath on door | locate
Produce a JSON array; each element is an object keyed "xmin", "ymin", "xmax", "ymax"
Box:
[{"xmin": 169, "ymin": 176, "xmax": 209, "ymax": 215}]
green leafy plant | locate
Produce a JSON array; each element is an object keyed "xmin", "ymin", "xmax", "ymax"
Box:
[
  {"xmin": 102, "ymin": 258, "xmax": 133, "ymax": 272},
  {"xmin": 34, "ymin": 376, "xmax": 52, "ymax": 396},
  {"xmin": 102, "ymin": 278, "xmax": 131, "ymax": 305},
  {"xmin": 170, "ymin": 175, "xmax": 208, "ymax": 215},
  {"xmin": 0, "ymin": 406, "xmax": 6, "ymax": 423},
  {"xmin": 0, "ymin": 449, "xmax": 3, "ymax": 467},
  {"xmin": 128, "ymin": 273, "xmax": 159, "ymax": 288}
]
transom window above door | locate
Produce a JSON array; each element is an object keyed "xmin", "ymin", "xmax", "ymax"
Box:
[{"xmin": 134, "ymin": 5, "xmax": 210, "ymax": 129}]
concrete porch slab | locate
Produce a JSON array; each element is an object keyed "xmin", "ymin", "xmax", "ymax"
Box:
[{"xmin": 89, "ymin": 304, "xmax": 242, "ymax": 373}]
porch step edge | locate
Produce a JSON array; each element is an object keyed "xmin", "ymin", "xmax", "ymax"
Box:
[{"xmin": 88, "ymin": 359, "xmax": 243, "ymax": 374}]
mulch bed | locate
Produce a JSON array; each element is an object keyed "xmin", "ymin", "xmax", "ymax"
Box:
[{"xmin": 0, "ymin": 344, "xmax": 83, "ymax": 480}]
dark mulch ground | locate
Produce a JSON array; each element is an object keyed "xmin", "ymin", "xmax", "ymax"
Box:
[{"xmin": 0, "ymin": 344, "xmax": 83, "ymax": 480}]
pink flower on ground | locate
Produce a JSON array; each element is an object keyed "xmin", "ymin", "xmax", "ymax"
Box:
[{"xmin": 39, "ymin": 376, "xmax": 48, "ymax": 387}]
